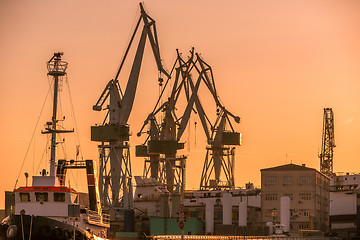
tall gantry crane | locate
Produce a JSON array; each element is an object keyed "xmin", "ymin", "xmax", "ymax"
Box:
[
  {"xmin": 319, "ymin": 108, "xmax": 336, "ymax": 176},
  {"xmin": 191, "ymin": 53, "xmax": 241, "ymax": 190},
  {"xmin": 91, "ymin": 3, "xmax": 169, "ymax": 231},
  {"xmin": 175, "ymin": 50, "xmax": 241, "ymax": 191},
  {"xmin": 136, "ymin": 49, "xmax": 194, "ymax": 193},
  {"xmin": 136, "ymin": 48, "xmax": 241, "ymax": 192}
]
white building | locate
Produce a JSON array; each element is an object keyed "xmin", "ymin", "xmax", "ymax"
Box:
[{"xmin": 329, "ymin": 173, "xmax": 360, "ymax": 238}]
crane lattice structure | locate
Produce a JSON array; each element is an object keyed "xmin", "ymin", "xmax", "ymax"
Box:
[
  {"xmin": 136, "ymin": 48, "xmax": 241, "ymax": 192},
  {"xmin": 319, "ymin": 108, "xmax": 335, "ymax": 176},
  {"xmin": 91, "ymin": 3, "xmax": 169, "ymax": 232}
]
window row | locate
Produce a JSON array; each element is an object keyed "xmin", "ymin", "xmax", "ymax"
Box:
[
  {"xmin": 264, "ymin": 209, "xmax": 278, "ymax": 217},
  {"xmin": 19, "ymin": 192, "xmax": 66, "ymax": 202},
  {"xmin": 265, "ymin": 176, "xmax": 313, "ymax": 185},
  {"xmin": 265, "ymin": 193, "xmax": 312, "ymax": 201},
  {"xmin": 265, "ymin": 209, "xmax": 311, "ymax": 218}
]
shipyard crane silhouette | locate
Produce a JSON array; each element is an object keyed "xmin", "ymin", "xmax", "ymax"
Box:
[
  {"xmin": 319, "ymin": 108, "xmax": 336, "ymax": 176},
  {"xmin": 135, "ymin": 49, "xmax": 198, "ymax": 193},
  {"xmin": 91, "ymin": 3, "xmax": 169, "ymax": 232},
  {"xmin": 136, "ymin": 48, "xmax": 241, "ymax": 192},
  {"xmin": 175, "ymin": 50, "xmax": 241, "ymax": 191}
]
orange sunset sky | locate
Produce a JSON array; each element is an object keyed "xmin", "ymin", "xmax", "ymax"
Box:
[{"xmin": 0, "ymin": 1, "xmax": 360, "ymax": 207}]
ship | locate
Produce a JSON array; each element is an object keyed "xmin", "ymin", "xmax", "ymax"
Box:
[{"xmin": 0, "ymin": 52, "xmax": 109, "ymax": 240}]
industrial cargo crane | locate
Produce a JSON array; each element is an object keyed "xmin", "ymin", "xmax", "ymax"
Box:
[
  {"xmin": 319, "ymin": 108, "xmax": 335, "ymax": 176},
  {"xmin": 136, "ymin": 48, "xmax": 241, "ymax": 191},
  {"xmin": 189, "ymin": 53, "xmax": 241, "ymax": 190},
  {"xmin": 91, "ymin": 3, "xmax": 169, "ymax": 231},
  {"xmin": 136, "ymin": 49, "xmax": 193, "ymax": 193}
]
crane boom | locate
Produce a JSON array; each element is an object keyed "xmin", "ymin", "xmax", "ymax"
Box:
[
  {"xmin": 119, "ymin": 28, "xmax": 147, "ymax": 124},
  {"xmin": 140, "ymin": 3, "xmax": 170, "ymax": 78},
  {"xmin": 91, "ymin": 3, "xmax": 171, "ymax": 233}
]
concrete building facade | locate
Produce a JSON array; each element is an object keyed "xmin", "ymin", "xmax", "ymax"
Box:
[
  {"xmin": 329, "ymin": 173, "xmax": 360, "ymax": 239},
  {"xmin": 261, "ymin": 163, "xmax": 330, "ymax": 234}
]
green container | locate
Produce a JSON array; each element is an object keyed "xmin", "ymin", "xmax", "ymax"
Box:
[
  {"xmin": 221, "ymin": 132, "xmax": 241, "ymax": 145},
  {"xmin": 150, "ymin": 217, "xmax": 203, "ymax": 235},
  {"xmin": 91, "ymin": 124, "xmax": 129, "ymax": 142},
  {"xmin": 115, "ymin": 232, "xmax": 138, "ymax": 238}
]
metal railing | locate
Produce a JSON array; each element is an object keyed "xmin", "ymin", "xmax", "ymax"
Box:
[
  {"xmin": 86, "ymin": 209, "xmax": 110, "ymax": 225},
  {"xmin": 47, "ymin": 60, "xmax": 68, "ymax": 73},
  {"xmin": 150, "ymin": 235, "xmax": 340, "ymax": 240}
]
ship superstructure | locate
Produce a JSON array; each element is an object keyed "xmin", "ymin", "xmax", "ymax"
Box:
[{"xmin": 0, "ymin": 53, "xmax": 109, "ymax": 240}]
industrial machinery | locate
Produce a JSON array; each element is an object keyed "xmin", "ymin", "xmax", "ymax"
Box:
[
  {"xmin": 56, "ymin": 159, "xmax": 101, "ymax": 213},
  {"xmin": 136, "ymin": 48, "xmax": 241, "ymax": 192},
  {"xmin": 135, "ymin": 49, "xmax": 196, "ymax": 193},
  {"xmin": 91, "ymin": 3, "xmax": 169, "ymax": 232},
  {"xmin": 319, "ymin": 108, "xmax": 336, "ymax": 176},
  {"xmin": 189, "ymin": 52, "xmax": 241, "ymax": 190}
]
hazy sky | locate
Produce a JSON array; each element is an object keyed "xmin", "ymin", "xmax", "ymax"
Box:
[{"xmin": 0, "ymin": 0, "xmax": 359, "ymax": 207}]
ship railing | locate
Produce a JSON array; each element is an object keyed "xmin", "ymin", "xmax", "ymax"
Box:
[
  {"xmin": 102, "ymin": 212, "xmax": 110, "ymax": 224},
  {"xmin": 86, "ymin": 209, "xmax": 110, "ymax": 226},
  {"xmin": 47, "ymin": 60, "xmax": 68, "ymax": 73},
  {"xmin": 150, "ymin": 236, "xmax": 338, "ymax": 240}
]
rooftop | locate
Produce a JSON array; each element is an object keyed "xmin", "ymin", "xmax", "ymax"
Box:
[{"xmin": 260, "ymin": 163, "xmax": 316, "ymax": 172}]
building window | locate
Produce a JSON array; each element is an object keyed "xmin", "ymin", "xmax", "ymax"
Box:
[
  {"xmin": 265, "ymin": 176, "xmax": 277, "ymax": 185},
  {"xmin": 215, "ymin": 210, "xmax": 222, "ymax": 220},
  {"xmin": 283, "ymin": 194, "xmax": 293, "ymax": 200},
  {"xmin": 299, "ymin": 193, "xmax": 311, "ymax": 200},
  {"xmin": 265, "ymin": 209, "xmax": 278, "ymax": 217},
  {"xmin": 299, "ymin": 176, "xmax": 311, "ymax": 184},
  {"xmin": 265, "ymin": 194, "xmax": 278, "ymax": 201},
  {"xmin": 35, "ymin": 192, "xmax": 48, "ymax": 202},
  {"xmin": 298, "ymin": 210, "xmax": 310, "ymax": 217},
  {"xmin": 19, "ymin": 193, "xmax": 30, "ymax": 202},
  {"xmin": 283, "ymin": 176, "xmax": 293, "ymax": 185},
  {"xmin": 299, "ymin": 223, "xmax": 309, "ymax": 229},
  {"xmin": 54, "ymin": 192, "xmax": 65, "ymax": 202},
  {"xmin": 290, "ymin": 209, "xmax": 297, "ymax": 217}
]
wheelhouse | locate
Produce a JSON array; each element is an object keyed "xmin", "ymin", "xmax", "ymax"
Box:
[{"xmin": 14, "ymin": 186, "xmax": 78, "ymax": 216}]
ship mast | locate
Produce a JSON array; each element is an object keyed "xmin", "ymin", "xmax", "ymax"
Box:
[{"xmin": 43, "ymin": 52, "xmax": 73, "ymax": 177}]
